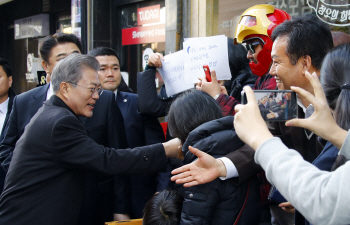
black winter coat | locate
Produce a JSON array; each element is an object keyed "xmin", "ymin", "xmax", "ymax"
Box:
[{"xmin": 180, "ymin": 116, "xmax": 261, "ymax": 225}]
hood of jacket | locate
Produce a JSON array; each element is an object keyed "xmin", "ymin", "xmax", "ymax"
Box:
[{"xmin": 182, "ymin": 116, "xmax": 244, "ymax": 164}]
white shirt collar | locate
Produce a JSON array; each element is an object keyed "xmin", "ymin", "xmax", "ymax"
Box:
[
  {"xmin": 0, "ymin": 98, "xmax": 9, "ymax": 114},
  {"xmin": 46, "ymin": 83, "xmax": 54, "ymax": 100},
  {"xmin": 297, "ymin": 98, "xmax": 314, "ymax": 119}
]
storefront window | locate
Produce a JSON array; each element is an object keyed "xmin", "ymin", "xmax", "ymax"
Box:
[{"xmin": 115, "ymin": 0, "xmax": 165, "ymax": 93}]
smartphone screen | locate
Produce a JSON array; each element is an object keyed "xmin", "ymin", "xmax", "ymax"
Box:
[{"xmin": 241, "ymin": 90, "xmax": 298, "ymax": 121}]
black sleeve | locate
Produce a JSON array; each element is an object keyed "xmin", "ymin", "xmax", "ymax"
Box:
[
  {"xmin": 137, "ymin": 67, "xmax": 173, "ymax": 117},
  {"xmin": 51, "ymin": 115, "xmax": 168, "ymax": 175},
  {"xmin": 0, "ymin": 97, "xmax": 19, "ymax": 172}
]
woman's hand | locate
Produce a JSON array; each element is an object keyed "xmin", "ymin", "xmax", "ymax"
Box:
[{"xmin": 286, "ymin": 71, "xmax": 347, "ymax": 149}]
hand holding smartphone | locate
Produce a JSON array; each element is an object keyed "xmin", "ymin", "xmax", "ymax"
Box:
[
  {"xmin": 203, "ymin": 65, "xmax": 212, "ymax": 82},
  {"xmin": 241, "ymin": 90, "xmax": 298, "ymax": 121}
]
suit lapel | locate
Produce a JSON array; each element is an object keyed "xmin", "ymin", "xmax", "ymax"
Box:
[
  {"xmin": 116, "ymin": 91, "xmax": 128, "ymax": 121},
  {"xmin": 29, "ymin": 84, "xmax": 50, "ymax": 116}
]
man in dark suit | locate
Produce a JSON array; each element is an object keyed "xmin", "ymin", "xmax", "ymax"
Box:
[
  {"xmin": 88, "ymin": 47, "xmax": 166, "ymax": 219},
  {"xmin": 0, "ymin": 34, "xmax": 127, "ymax": 224},
  {"xmin": 0, "ymin": 58, "xmax": 16, "ymax": 193},
  {"xmin": 0, "ymin": 53, "xmax": 180, "ymax": 225}
]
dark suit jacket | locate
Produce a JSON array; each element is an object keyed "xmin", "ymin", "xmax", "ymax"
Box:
[
  {"xmin": 116, "ymin": 91, "xmax": 165, "ymax": 218},
  {"xmin": 0, "ymin": 88, "xmax": 16, "ymax": 193},
  {"xmin": 0, "ymin": 84, "xmax": 128, "ymax": 224},
  {"xmin": 0, "ymin": 95, "xmax": 167, "ymax": 225},
  {"xmin": 227, "ymin": 106, "xmax": 323, "ymax": 185}
]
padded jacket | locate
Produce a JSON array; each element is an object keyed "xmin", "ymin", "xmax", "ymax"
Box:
[{"xmin": 180, "ymin": 116, "xmax": 261, "ymax": 225}]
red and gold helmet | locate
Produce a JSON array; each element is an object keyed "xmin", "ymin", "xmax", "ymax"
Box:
[{"xmin": 234, "ymin": 5, "xmax": 291, "ymax": 76}]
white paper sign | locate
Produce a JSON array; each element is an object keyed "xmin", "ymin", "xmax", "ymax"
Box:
[
  {"xmin": 183, "ymin": 35, "xmax": 231, "ymax": 83},
  {"xmin": 158, "ymin": 50, "xmax": 194, "ymax": 96}
]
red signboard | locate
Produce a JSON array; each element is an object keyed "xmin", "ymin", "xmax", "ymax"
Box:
[
  {"xmin": 137, "ymin": 5, "xmax": 160, "ymax": 26},
  {"xmin": 122, "ymin": 24, "xmax": 165, "ymax": 45}
]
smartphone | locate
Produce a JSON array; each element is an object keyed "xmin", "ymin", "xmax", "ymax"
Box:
[
  {"xmin": 241, "ymin": 90, "xmax": 298, "ymax": 121},
  {"xmin": 203, "ymin": 65, "xmax": 212, "ymax": 82}
]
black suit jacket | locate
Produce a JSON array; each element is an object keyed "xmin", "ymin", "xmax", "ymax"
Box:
[
  {"xmin": 0, "ymin": 95, "xmax": 167, "ymax": 225},
  {"xmin": 116, "ymin": 91, "xmax": 165, "ymax": 218},
  {"xmin": 0, "ymin": 88, "xmax": 16, "ymax": 193},
  {"xmin": 0, "ymin": 84, "xmax": 128, "ymax": 224}
]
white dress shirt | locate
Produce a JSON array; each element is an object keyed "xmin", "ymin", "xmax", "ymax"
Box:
[
  {"xmin": 46, "ymin": 83, "xmax": 54, "ymax": 100},
  {"xmin": 0, "ymin": 97, "xmax": 9, "ymax": 136}
]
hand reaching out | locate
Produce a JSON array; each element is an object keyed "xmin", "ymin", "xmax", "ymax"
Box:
[{"xmin": 171, "ymin": 146, "xmax": 226, "ymax": 187}]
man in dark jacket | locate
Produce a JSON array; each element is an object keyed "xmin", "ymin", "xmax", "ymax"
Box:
[
  {"xmin": 0, "ymin": 54, "xmax": 180, "ymax": 225},
  {"xmin": 88, "ymin": 47, "xmax": 166, "ymax": 219},
  {"xmin": 0, "ymin": 33, "xmax": 127, "ymax": 224},
  {"xmin": 0, "ymin": 58, "xmax": 16, "ymax": 193}
]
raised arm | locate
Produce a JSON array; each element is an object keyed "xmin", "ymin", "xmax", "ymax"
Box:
[{"xmin": 137, "ymin": 53, "xmax": 173, "ymax": 117}]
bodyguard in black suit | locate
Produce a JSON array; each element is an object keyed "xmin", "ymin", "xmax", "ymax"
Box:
[
  {"xmin": 0, "ymin": 58, "xmax": 16, "ymax": 193},
  {"xmin": 0, "ymin": 34, "xmax": 127, "ymax": 224},
  {"xmin": 0, "ymin": 54, "xmax": 180, "ymax": 225},
  {"xmin": 89, "ymin": 47, "xmax": 167, "ymax": 219}
]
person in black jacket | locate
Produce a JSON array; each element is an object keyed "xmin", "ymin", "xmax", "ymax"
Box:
[
  {"xmin": 0, "ymin": 54, "xmax": 181, "ymax": 225},
  {"xmin": 168, "ymin": 89, "xmax": 260, "ymax": 224},
  {"xmin": 0, "ymin": 58, "xmax": 16, "ymax": 193}
]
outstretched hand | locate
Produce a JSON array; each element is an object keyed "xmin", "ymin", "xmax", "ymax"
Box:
[
  {"xmin": 285, "ymin": 71, "xmax": 347, "ymax": 149},
  {"xmin": 171, "ymin": 146, "xmax": 226, "ymax": 187}
]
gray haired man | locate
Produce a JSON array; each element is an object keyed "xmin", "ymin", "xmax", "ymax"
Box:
[{"xmin": 0, "ymin": 54, "xmax": 180, "ymax": 225}]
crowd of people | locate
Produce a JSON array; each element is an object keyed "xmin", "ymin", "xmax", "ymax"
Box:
[{"xmin": 0, "ymin": 3, "xmax": 349, "ymax": 225}]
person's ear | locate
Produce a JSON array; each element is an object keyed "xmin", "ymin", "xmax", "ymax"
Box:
[
  {"xmin": 301, "ymin": 55, "xmax": 312, "ymax": 74},
  {"xmin": 42, "ymin": 61, "xmax": 50, "ymax": 73},
  {"xmin": 8, "ymin": 76, "xmax": 12, "ymax": 88},
  {"xmin": 59, "ymin": 82, "xmax": 70, "ymax": 99}
]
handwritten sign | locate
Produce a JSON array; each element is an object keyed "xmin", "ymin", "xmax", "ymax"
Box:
[
  {"xmin": 183, "ymin": 35, "xmax": 231, "ymax": 83},
  {"xmin": 158, "ymin": 50, "xmax": 194, "ymax": 96}
]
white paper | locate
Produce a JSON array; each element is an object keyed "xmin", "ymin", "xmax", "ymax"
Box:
[
  {"xmin": 158, "ymin": 50, "xmax": 194, "ymax": 96},
  {"xmin": 183, "ymin": 35, "xmax": 231, "ymax": 83}
]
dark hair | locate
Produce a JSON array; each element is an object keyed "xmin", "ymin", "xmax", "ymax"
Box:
[
  {"xmin": 87, "ymin": 47, "xmax": 120, "ymax": 64},
  {"xmin": 143, "ymin": 189, "xmax": 183, "ymax": 225},
  {"xmin": 227, "ymin": 38, "xmax": 250, "ymax": 79},
  {"xmin": 224, "ymin": 39, "xmax": 255, "ymax": 99},
  {"xmin": 332, "ymin": 31, "xmax": 350, "ymax": 47},
  {"xmin": 168, "ymin": 89, "xmax": 223, "ymax": 144},
  {"xmin": 0, "ymin": 57, "xmax": 12, "ymax": 77},
  {"xmin": 271, "ymin": 14, "xmax": 333, "ymax": 70},
  {"xmin": 39, "ymin": 33, "xmax": 82, "ymax": 63},
  {"xmin": 321, "ymin": 44, "xmax": 350, "ymax": 130}
]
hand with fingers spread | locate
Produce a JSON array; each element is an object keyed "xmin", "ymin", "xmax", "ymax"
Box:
[
  {"xmin": 234, "ymin": 86, "xmax": 273, "ymax": 150},
  {"xmin": 171, "ymin": 146, "xmax": 227, "ymax": 187},
  {"xmin": 147, "ymin": 53, "xmax": 164, "ymax": 68},
  {"xmin": 285, "ymin": 71, "xmax": 347, "ymax": 149}
]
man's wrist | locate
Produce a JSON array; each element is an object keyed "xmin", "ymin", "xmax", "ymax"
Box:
[{"xmin": 216, "ymin": 159, "xmax": 227, "ymax": 177}]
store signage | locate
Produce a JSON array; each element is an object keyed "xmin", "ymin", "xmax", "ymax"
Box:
[
  {"xmin": 14, "ymin": 14, "xmax": 49, "ymax": 40},
  {"xmin": 307, "ymin": 0, "xmax": 350, "ymax": 26},
  {"xmin": 122, "ymin": 24, "xmax": 165, "ymax": 45},
  {"xmin": 137, "ymin": 4, "xmax": 160, "ymax": 25}
]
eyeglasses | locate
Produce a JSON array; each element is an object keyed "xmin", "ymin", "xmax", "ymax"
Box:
[
  {"xmin": 243, "ymin": 41, "xmax": 261, "ymax": 54},
  {"xmin": 68, "ymin": 82, "xmax": 104, "ymax": 96}
]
